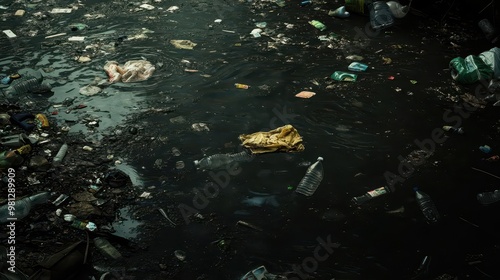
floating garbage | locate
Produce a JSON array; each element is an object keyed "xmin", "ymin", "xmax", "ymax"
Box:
[
  {"xmin": 239, "ymin": 125, "xmax": 305, "ymax": 154},
  {"xmin": 329, "ymin": 6, "xmax": 350, "ymax": 18},
  {"xmin": 347, "ymin": 62, "xmax": 368, "ymax": 72},
  {"xmin": 103, "ymin": 60, "xmax": 155, "ymax": 83},
  {"xmin": 331, "ymin": 71, "xmax": 357, "ymax": 82},
  {"xmin": 309, "ymin": 20, "xmax": 326, "ymax": 31},
  {"xmin": 170, "ymin": 40, "xmax": 197, "ymax": 50},
  {"xmin": 295, "ymin": 91, "xmax": 316, "ymax": 98}
]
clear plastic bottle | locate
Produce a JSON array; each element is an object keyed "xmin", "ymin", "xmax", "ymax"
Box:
[
  {"xmin": 53, "ymin": 143, "xmax": 68, "ymax": 164},
  {"xmin": 295, "ymin": 157, "xmax": 324, "ymax": 196},
  {"xmin": 194, "ymin": 151, "xmax": 254, "ymax": 170},
  {"xmin": 413, "ymin": 186, "xmax": 440, "ymax": 224},
  {"xmin": 7, "ymin": 76, "xmax": 51, "ymax": 95},
  {"xmin": 0, "ymin": 192, "xmax": 52, "ymax": 224},
  {"xmin": 352, "ymin": 186, "xmax": 391, "ymax": 205},
  {"xmin": 93, "ymin": 237, "xmax": 123, "ymax": 259},
  {"xmin": 477, "ymin": 189, "xmax": 500, "ymax": 205}
]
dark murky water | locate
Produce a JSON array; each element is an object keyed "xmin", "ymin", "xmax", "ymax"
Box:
[{"xmin": 1, "ymin": 0, "xmax": 500, "ymax": 279}]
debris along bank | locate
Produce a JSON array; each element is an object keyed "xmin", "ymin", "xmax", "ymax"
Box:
[{"xmin": 2, "ymin": 0, "xmax": 500, "ymax": 280}]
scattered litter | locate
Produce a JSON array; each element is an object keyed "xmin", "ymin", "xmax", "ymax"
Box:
[
  {"xmin": 222, "ymin": 30, "xmax": 236, "ymax": 33},
  {"xmin": 3, "ymin": 30, "xmax": 17, "ymax": 38},
  {"xmin": 329, "ymin": 6, "xmax": 350, "ymax": 18},
  {"xmin": 82, "ymin": 146, "xmax": 93, "ymax": 151},
  {"xmin": 214, "ymin": 19, "xmax": 222, "ymax": 23},
  {"xmin": 236, "ymin": 220, "xmax": 263, "ymax": 232},
  {"xmin": 170, "ymin": 39, "xmax": 197, "ymax": 50},
  {"xmin": 103, "ymin": 60, "xmax": 155, "ymax": 83},
  {"xmin": 139, "ymin": 4, "xmax": 155, "ymax": 10},
  {"xmin": 68, "ymin": 36, "xmax": 85, "ymax": 42},
  {"xmin": 14, "ymin": 10, "xmax": 25, "ymax": 17},
  {"xmin": 191, "ymin": 123, "xmax": 210, "ymax": 132},
  {"xmin": 255, "ymin": 22, "xmax": 267, "ymax": 28},
  {"xmin": 50, "ymin": 8, "xmax": 72, "ymax": 14},
  {"xmin": 346, "ymin": 55, "xmax": 364, "ymax": 61},
  {"xmin": 239, "ymin": 124, "xmax": 305, "ymax": 154},
  {"xmin": 348, "ymin": 62, "xmax": 368, "ymax": 72},
  {"xmin": 382, "ymin": 57, "xmax": 392, "ymax": 64},
  {"xmin": 331, "ymin": 71, "xmax": 357, "ymax": 82},
  {"xmin": 295, "ymin": 91, "xmax": 316, "ymax": 98},
  {"xmin": 309, "ymin": 20, "xmax": 326, "ymax": 31},
  {"xmin": 235, "ymin": 83, "xmax": 249, "ymax": 89},
  {"xmin": 139, "ymin": 192, "xmax": 151, "ymax": 198},
  {"xmin": 45, "ymin": 33, "xmax": 66, "ymax": 39},
  {"xmin": 479, "ymin": 145, "xmax": 491, "ymax": 153},
  {"xmin": 250, "ymin": 28, "xmax": 263, "ymax": 38},
  {"xmin": 410, "ymin": 79, "xmax": 418, "ymax": 84},
  {"xmin": 166, "ymin": 6, "xmax": 179, "ymax": 12},
  {"xmin": 158, "ymin": 208, "xmax": 177, "ymax": 226},
  {"xmin": 174, "ymin": 250, "xmax": 186, "ymax": 261},
  {"xmin": 388, "ymin": 76, "xmax": 395, "ymax": 80}
]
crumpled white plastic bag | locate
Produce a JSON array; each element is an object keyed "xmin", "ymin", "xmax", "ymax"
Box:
[{"xmin": 103, "ymin": 60, "xmax": 155, "ymax": 83}]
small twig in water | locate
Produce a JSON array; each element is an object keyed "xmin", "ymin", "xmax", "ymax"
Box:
[
  {"xmin": 157, "ymin": 208, "xmax": 177, "ymax": 227},
  {"xmin": 471, "ymin": 167, "xmax": 500, "ymax": 180},
  {"xmin": 236, "ymin": 220, "xmax": 263, "ymax": 232},
  {"xmin": 459, "ymin": 217, "xmax": 479, "ymax": 228}
]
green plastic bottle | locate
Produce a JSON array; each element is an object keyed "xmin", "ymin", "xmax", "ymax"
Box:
[{"xmin": 309, "ymin": 20, "xmax": 327, "ymax": 31}]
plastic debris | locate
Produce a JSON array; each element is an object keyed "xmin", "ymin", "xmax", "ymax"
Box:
[
  {"xmin": 174, "ymin": 250, "xmax": 186, "ymax": 261},
  {"xmin": 309, "ymin": 20, "xmax": 326, "ymax": 31},
  {"xmin": 250, "ymin": 28, "xmax": 263, "ymax": 38},
  {"xmin": 348, "ymin": 62, "xmax": 368, "ymax": 72},
  {"xmin": 170, "ymin": 40, "xmax": 197, "ymax": 50},
  {"xmin": 235, "ymin": 83, "xmax": 249, "ymax": 89},
  {"xmin": 331, "ymin": 71, "xmax": 357, "ymax": 82},
  {"xmin": 479, "ymin": 145, "xmax": 491, "ymax": 153},
  {"xmin": 295, "ymin": 91, "xmax": 316, "ymax": 98},
  {"xmin": 139, "ymin": 4, "xmax": 155, "ymax": 10},
  {"xmin": 329, "ymin": 6, "xmax": 350, "ymax": 18},
  {"xmin": 191, "ymin": 123, "xmax": 210, "ymax": 131},
  {"xmin": 346, "ymin": 55, "xmax": 364, "ymax": 61},
  {"xmin": 239, "ymin": 124, "xmax": 305, "ymax": 154},
  {"xmin": 103, "ymin": 60, "xmax": 155, "ymax": 83},
  {"xmin": 3, "ymin": 29, "xmax": 17, "ymax": 38},
  {"xmin": 50, "ymin": 8, "xmax": 72, "ymax": 13}
]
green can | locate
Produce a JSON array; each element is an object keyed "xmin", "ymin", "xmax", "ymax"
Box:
[{"xmin": 331, "ymin": 71, "xmax": 357, "ymax": 82}]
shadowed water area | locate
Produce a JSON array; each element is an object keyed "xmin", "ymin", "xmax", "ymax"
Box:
[{"xmin": 1, "ymin": 0, "xmax": 500, "ymax": 279}]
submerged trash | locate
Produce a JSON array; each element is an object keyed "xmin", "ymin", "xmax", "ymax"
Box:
[
  {"xmin": 479, "ymin": 145, "xmax": 491, "ymax": 153},
  {"xmin": 191, "ymin": 122, "xmax": 210, "ymax": 131},
  {"xmin": 442, "ymin": 126, "xmax": 464, "ymax": 134},
  {"xmin": 170, "ymin": 40, "xmax": 197, "ymax": 50},
  {"xmin": 239, "ymin": 124, "xmax": 305, "ymax": 154},
  {"xmin": 369, "ymin": 1, "xmax": 394, "ymax": 30},
  {"xmin": 0, "ymin": 192, "xmax": 52, "ymax": 224},
  {"xmin": 52, "ymin": 143, "xmax": 68, "ymax": 165},
  {"xmin": 309, "ymin": 20, "xmax": 326, "ymax": 31},
  {"xmin": 352, "ymin": 186, "xmax": 391, "ymax": 205},
  {"xmin": 240, "ymin": 265, "xmax": 286, "ymax": 280},
  {"xmin": 236, "ymin": 220, "xmax": 263, "ymax": 232},
  {"xmin": 295, "ymin": 157, "xmax": 324, "ymax": 197},
  {"xmin": 386, "ymin": 1, "xmax": 411, "ymax": 18},
  {"xmin": 174, "ymin": 250, "xmax": 186, "ymax": 261},
  {"xmin": 331, "ymin": 71, "xmax": 357, "ymax": 82},
  {"xmin": 194, "ymin": 150, "xmax": 254, "ymax": 171},
  {"xmin": 295, "ymin": 91, "xmax": 316, "ymax": 98},
  {"xmin": 103, "ymin": 60, "xmax": 155, "ymax": 83},
  {"xmin": 329, "ymin": 6, "xmax": 350, "ymax": 18},
  {"xmin": 348, "ymin": 62, "xmax": 368, "ymax": 72},
  {"xmin": 413, "ymin": 186, "xmax": 440, "ymax": 224},
  {"xmin": 94, "ymin": 237, "xmax": 123, "ymax": 260},
  {"xmin": 477, "ymin": 189, "xmax": 500, "ymax": 205},
  {"xmin": 235, "ymin": 83, "xmax": 250, "ymax": 89},
  {"xmin": 158, "ymin": 208, "xmax": 177, "ymax": 227}
]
